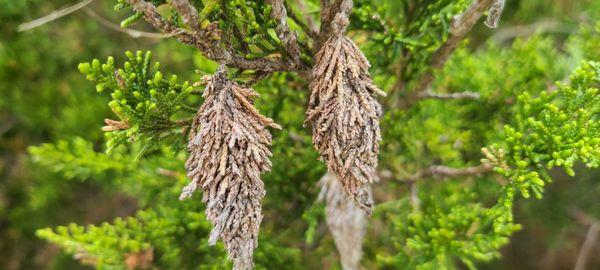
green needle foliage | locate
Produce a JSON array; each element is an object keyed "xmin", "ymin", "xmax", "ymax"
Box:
[
  {"xmin": 36, "ymin": 206, "xmax": 230, "ymax": 270},
  {"xmin": 2, "ymin": 0, "xmax": 599, "ymax": 269},
  {"xmin": 484, "ymin": 60, "xmax": 600, "ymax": 234},
  {"xmin": 78, "ymin": 51, "xmax": 195, "ymax": 154},
  {"xmin": 373, "ymin": 183, "xmax": 508, "ymax": 269}
]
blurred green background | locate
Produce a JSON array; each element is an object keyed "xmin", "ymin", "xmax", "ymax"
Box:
[{"xmin": 0, "ymin": 0, "xmax": 599, "ymax": 269}]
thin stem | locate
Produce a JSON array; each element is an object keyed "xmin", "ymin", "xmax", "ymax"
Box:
[
  {"xmin": 390, "ymin": 0, "xmax": 495, "ymax": 109},
  {"xmin": 413, "ymin": 0, "xmax": 495, "ymax": 93},
  {"xmin": 574, "ymin": 223, "xmax": 599, "ymax": 270},
  {"xmin": 127, "ymin": 0, "xmax": 298, "ymax": 72},
  {"xmin": 401, "ymin": 164, "xmax": 493, "ymax": 183},
  {"xmin": 171, "ymin": 0, "xmax": 202, "ymax": 33},
  {"xmin": 287, "ymin": 0, "xmax": 319, "ymax": 39},
  {"xmin": 270, "ymin": 0, "xmax": 303, "ymax": 67},
  {"xmin": 83, "ymin": 8, "xmax": 172, "ymax": 39},
  {"xmin": 408, "ymin": 181, "xmax": 421, "ymax": 212},
  {"xmin": 18, "ymin": 0, "xmax": 95, "ymax": 32},
  {"xmin": 417, "ymin": 89, "xmax": 481, "ymax": 100}
]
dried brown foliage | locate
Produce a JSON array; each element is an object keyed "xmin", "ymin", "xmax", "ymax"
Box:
[
  {"xmin": 485, "ymin": 0, "xmax": 505, "ymax": 28},
  {"xmin": 318, "ymin": 172, "xmax": 369, "ymax": 270},
  {"xmin": 124, "ymin": 248, "xmax": 153, "ymax": 270},
  {"xmin": 101, "ymin": 118, "xmax": 129, "ymax": 132},
  {"xmin": 180, "ymin": 69, "xmax": 280, "ymax": 270},
  {"xmin": 306, "ymin": 12, "xmax": 385, "ymax": 214}
]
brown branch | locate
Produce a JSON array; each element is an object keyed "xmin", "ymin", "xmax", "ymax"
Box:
[
  {"xmin": 574, "ymin": 223, "xmax": 599, "ymax": 270},
  {"xmin": 167, "ymin": 0, "xmax": 228, "ymax": 61},
  {"xmin": 395, "ymin": 164, "xmax": 492, "ymax": 214},
  {"xmin": 379, "ymin": 164, "xmax": 492, "ymax": 212},
  {"xmin": 377, "ymin": 164, "xmax": 493, "ymax": 183},
  {"xmin": 242, "ymin": 71, "xmax": 272, "ymax": 87},
  {"xmin": 489, "ymin": 20, "xmax": 574, "ymax": 45},
  {"xmin": 570, "ymin": 209, "xmax": 600, "ymax": 270},
  {"xmin": 571, "ymin": 208, "xmax": 600, "ymax": 226},
  {"xmin": 0, "ymin": 116, "xmax": 17, "ymax": 136},
  {"xmin": 171, "ymin": 0, "xmax": 202, "ymax": 33},
  {"xmin": 18, "ymin": 0, "xmax": 94, "ymax": 32},
  {"xmin": 392, "ymin": 0, "xmax": 495, "ymax": 108},
  {"xmin": 403, "ymin": 164, "xmax": 493, "ymax": 183},
  {"xmin": 484, "ymin": 0, "xmax": 505, "ymax": 28},
  {"xmin": 127, "ymin": 0, "xmax": 297, "ymax": 72},
  {"xmin": 82, "ymin": 8, "xmax": 172, "ymax": 39},
  {"xmin": 156, "ymin": 168, "xmax": 182, "ymax": 178},
  {"xmin": 317, "ymin": 0, "xmax": 349, "ymax": 50},
  {"xmin": 416, "ymin": 89, "xmax": 481, "ymax": 101},
  {"xmin": 269, "ymin": 0, "xmax": 303, "ymax": 67},
  {"xmin": 408, "ymin": 181, "xmax": 420, "ymax": 212},
  {"xmin": 415, "ymin": 0, "xmax": 494, "ymax": 91},
  {"xmin": 174, "ymin": 118, "xmax": 194, "ymax": 127},
  {"xmin": 126, "ymin": 0, "xmax": 209, "ymax": 50}
]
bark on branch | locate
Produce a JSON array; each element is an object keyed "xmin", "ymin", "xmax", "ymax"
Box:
[
  {"xmin": 82, "ymin": 8, "xmax": 171, "ymax": 39},
  {"xmin": 403, "ymin": 164, "xmax": 493, "ymax": 183},
  {"xmin": 171, "ymin": 0, "xmax": 202, "ymax": 33},
  {"xmin": 417, "ymin": 89, "xmax": 481, "ymax": 100},
  {"xmin": 269, "ymin": 0, "xmax": 303, "ymax": 67},
  {"xmin": 317, "ymin": 0, "xmax": 352, "ymax": 50},
  {"xmin": 570, "ymin": 209, "xmax": 600, "ymax": 270},
  {"xmin": 415, "ymin": 0, "xmax": 495, "ymax": 90},
  {"xmin": 395, "ymin": 0, "xmax": 495, "ymax": 108},
  {"xmin": 127, "ymin": 0, "xmax": 213, "ymax": 53},
  {"xmin": 574, "ymin": 223, "xmax": 599, "ymax": 270},
  {"xmin": 127, "ymin": 0, "xmax": 297, "ymax": 72},
  {"xmin": 18, "ymin": 0, "xmax": 94, "ymax": 32}
]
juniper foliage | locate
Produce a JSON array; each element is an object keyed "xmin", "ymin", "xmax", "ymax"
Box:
[
  {"xmin": 484, "ymin": 60, "xmax": 600, "ymax": 233},
  {"xmin": 77, "ymin": 51, "xmax": 195, "ymax": 154},
  {"xmin": 3, "ymin": 0, "xmax": 598, "ymax": 270}
]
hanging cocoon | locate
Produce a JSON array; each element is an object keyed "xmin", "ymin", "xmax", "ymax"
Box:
[
  {"xmin": 180, "ymin": 69, "xmax": 280, "ymax": 270},
  {"xmin": 306, "ymin": 4, "xmax": 385, "ymax": 213}
]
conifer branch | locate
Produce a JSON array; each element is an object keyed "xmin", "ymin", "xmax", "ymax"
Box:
[
  {"xmin": 287, "ymin": 0, "xmax": 319, "ymax": 39},
  {"xmin": 484, "ymin": 0, "xmax": 506, "ymax": 28},
  {"xmin": 403, "ymin": 164, "xmax": 493, "ymax": 183},
  {"xmin": 395, "ymin": 0, "xmax": 495, "ymax": 108},
  {"xmin": 416, "ymin": 89, "xmax": 481, "ymax": 101},
  {"xmin": 570, "ymin": 208, "xmax": 600, "ymax": 270},
  {"xmin": 401, "ymin": 164, "xmax": 492, "ymax": 213},
  {"xmin": 127, "ymin": 0, "xmax": 297, "ymax": 72},
  {"xmin": 570, "ymin": 207, "xmax": 600, "ymax": 270},
  {"xmin": 269, "ymin": 0, "xmax": 303, "ymax": 67},
  {"xmin": 171, "ymin": 0, "xmax": 202, "ymax": 33},
  {"xmin": 415, "ymin": 0, "xmax": 495, "ymax": 90},
  {"xmin": 408, "ymin": 181, "xmax": 420, "ymax": 212},
  {"xmin": 126, "ymin": 0, "xmax": 208, "ymax": 50},
  {"xmin": 317, "ymin": 0, "xmax": 351, "ymax": 50},
  {"xmin": 82, "ymin": 8, "xmax": 172, "ymax": 39},
  {"xmin": 101, "ymin": 119, "xmax": 129, "ymax": 132},
  {"xmin": 17, "ymin": 0, "xmax": 94, "ymax": 32}
]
